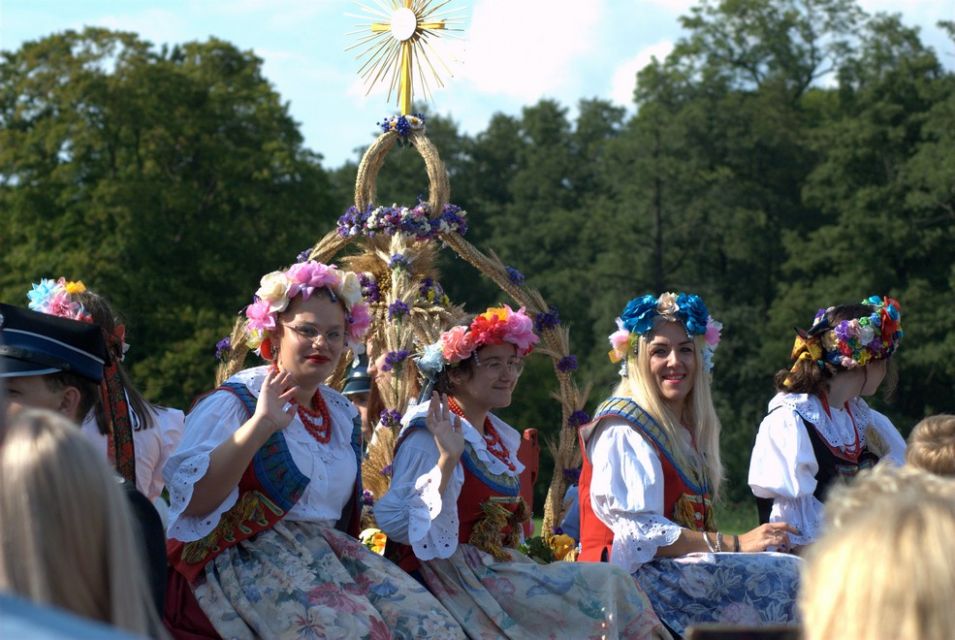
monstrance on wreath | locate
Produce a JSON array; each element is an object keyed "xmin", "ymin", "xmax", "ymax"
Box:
[{"xmin": 217, "ymin": 0, "xmax": 586, "ymax": 541}]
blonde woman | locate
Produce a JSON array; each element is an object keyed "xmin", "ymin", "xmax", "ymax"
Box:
[
  {"xmin": 578, "ymin": 292, "xmax": 802, "ymax": 636},
  {"xmin": 0, "ymin": 409, "xmax": 162, "ymax": 637},
  {"xmin": 802, "ymin": 470, "xmax": 955, "ymax": 640}
]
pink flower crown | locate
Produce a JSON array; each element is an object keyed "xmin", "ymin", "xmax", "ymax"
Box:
[
  {"xmin": 417, "ymin": 305, "xmax": 539, "ymax": 379},
  {"xmin": 27, "ymin": 277, "xmax": 130, "ymax": 359},
  {"xmin": 243, "ymin": 260, "xmax": 371, "ymax": 356}
]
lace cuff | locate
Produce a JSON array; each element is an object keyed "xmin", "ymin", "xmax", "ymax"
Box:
[
  {"xmin": 770, "ymin": 494, "xmax": 822, "ymax": 547},
  {"xmin": 409, "ymin": 465, "xmax": 460, "ymax": 560},
  {"xmin": 610, "ymin": 513, "xmax": 682, "ymax": 573},
  {"xmin": 166, "ymin": 451, "xmax": 239, "ymax": 542}
]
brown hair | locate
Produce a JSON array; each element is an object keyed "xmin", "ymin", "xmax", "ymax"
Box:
[
  {"xmin": 433, "ymin": 355, "xmax": 477, "ymax": 395},
  {"xmin": 74, "ymin": 291, "xmax": 157, "ymax": 433},
  {"xmin": 774, "ymin": 303, "xmax": 876, "ymax": 395},
  {"xmin": 41, "ymin": 371, "xmax": 99, "ymax": 422},
  {"xmin": 907, "ymin": 415, "xmax": 955, "ymax": 477}
]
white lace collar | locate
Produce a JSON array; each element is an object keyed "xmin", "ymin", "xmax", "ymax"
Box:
[
  {"xmin": 769, "ymin": 392, "xmax": 873, "ymax": 449},
  {"xmin": 402, "ymin": 402, "xmax": 525, "ymax": 477},
  {"xmin": 229, "ymin": 366, "xmax": 355, "ymax": 461}
]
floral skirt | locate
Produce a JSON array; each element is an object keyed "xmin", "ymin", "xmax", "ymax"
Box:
[
  {"xmin": 418, "ymin": 544, "xmax": 670, "ymax": 640},
  {"xmin": 191, "ymin": 520, "xmax": 465, "ymax": 639},
  {"xmin": 634, "ymin": 552, "xmax": 801, "ymax": 636}
]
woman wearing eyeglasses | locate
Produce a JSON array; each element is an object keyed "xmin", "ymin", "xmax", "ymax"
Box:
[
  {"xmin": 375, "ymin": 307, "xmax": 669, "ymax": 640},
  {"xmin": 163, "ymin": 260, "xmax": 463, "ymax": 639}
]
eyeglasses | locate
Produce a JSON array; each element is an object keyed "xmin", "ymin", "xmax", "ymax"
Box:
[
  {"xmin": 282, "ymin": 323, "xmax": 343, "ymax": 345},
  {"xmin": 474, "ymin": 355, "xmax": 525, "ymax": 376}
]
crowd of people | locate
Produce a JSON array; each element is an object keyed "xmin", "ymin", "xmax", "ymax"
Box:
[{"xmin": 1, "ymin": 266, "xmax": 954, "ymax": 640}]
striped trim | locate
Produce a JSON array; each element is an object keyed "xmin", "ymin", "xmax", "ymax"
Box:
[{"xmin": 594, "ymin": 397, "xmax": 709, "ymax": 495}]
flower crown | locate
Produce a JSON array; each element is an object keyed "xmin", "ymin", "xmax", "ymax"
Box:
[
  {"xmin": 608, "ymin": 292, "xmax": 723, "ymax": 372},
  {"xmin": 27, "ymin": 277, "xmax": 130, "ymax": 359},
  {"xmin": 243, "ymin": 260, "xmax": 372, "ymax": 356},
  {"xmin": 795, "ymin": 296, "xmax": 903, "ymax": 370},
  {"xmin": 416, "ymin": 305, "xmax": 539, "ymax": 379}
]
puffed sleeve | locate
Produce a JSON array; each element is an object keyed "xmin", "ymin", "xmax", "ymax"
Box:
[
  {"xmin": 163, "ymin": 392, "xmax": 246, "ymax": 542},
  {"xmin": 587, "ymin": 420, "xmax": 683, "ymax": 574},
  {"xmin": 374, "ymin": 428, "xmax": 464, "ymax": 560},
  {"xmin": 866, "ymin": 408, "xmax": 906, "ymax": 465},
  {"xmin": 748, "ymin": 408, "xmax": 822, "ymax": 545}
]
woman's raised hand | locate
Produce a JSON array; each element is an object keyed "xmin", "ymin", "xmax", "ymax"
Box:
[
  {"xmin": 426, "ymin": 392, "xmax": 465, "ymax": 462},
  {"xmin": 738, "ymin": 521, "xmax": 801, "ymax": 553},
  {"xmin": 253, "ymin": 368, "xmax": 299, "ymax": 434}
]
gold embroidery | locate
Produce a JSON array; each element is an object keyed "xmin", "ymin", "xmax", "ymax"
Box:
[{"xmin": 181, "ymin": 490, "xmax": 286, "ymax": 565}]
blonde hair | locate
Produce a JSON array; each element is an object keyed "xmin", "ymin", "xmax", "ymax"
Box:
[
  {"xmin": 613, "ymin": 322, "xmax": 723, "ymax": 499},
  {"xmin": 906, "ymin": 414, "xmax": 955, "ymax": 477},
  {"xmin": 0, "ymin": 409, "xmax": 161, "ymax": 636},
  {"xmin": 802, "ymin": 483, "xmax": 955, "ymax": 640},
  {"xmin": 823, "ymin": 463, "xmax": 955, "ymax": 532}
]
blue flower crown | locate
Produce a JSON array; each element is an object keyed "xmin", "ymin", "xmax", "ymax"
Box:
[{"xmin": 609, "ymin": 292, "xmax": 722, "ymax": 372}]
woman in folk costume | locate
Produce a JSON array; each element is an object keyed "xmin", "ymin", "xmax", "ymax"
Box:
[
  {"xmin": 748, "ymin": 297, "xmax": 906, "ymax": 547},
  {"xmin": 375, "ymin": 306, "xmax": 670, "ymax": 640},
  {"xmin": 578, "ymin": 292, "xmax": 802, "ymax": 637},
  {"xmin": 163, "ymin": 260, "xmax": 464, "ymax": 639},
  {"xmin": 27, "ymin": 278, "xmax": 185, "ymax": 505}
]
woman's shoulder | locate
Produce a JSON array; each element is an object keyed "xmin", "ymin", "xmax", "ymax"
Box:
[
  {"xmin": 319, "ymin": 384, "xmax": 357, "ymax": 415},
  {"xmin": 766, "ymin": 392, "xmax": 825, "ymax": 425}
]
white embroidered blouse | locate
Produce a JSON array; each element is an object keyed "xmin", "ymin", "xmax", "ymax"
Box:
[
  {"xmin": 163, "ymin": 366, "xmax": 359, "ymax": 542},
  {"xmin": 748, "ymin": 392, "xmax": 906, "ymax": 546},
  {"xmin": 82, "ymin": 401, "xmax": 185, "ymax": 501},
  {"xmin": 374, "ymin": 401, "xmax": 524, "ymax": 560},
  {"xmin": 585, "ymin": 417, "xmax": 693, "ymax": 575}
]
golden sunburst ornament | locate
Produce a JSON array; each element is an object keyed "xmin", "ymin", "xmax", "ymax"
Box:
[{"xmin": 348, "ymin": 0, "xmax": 463, "ymax": 115}]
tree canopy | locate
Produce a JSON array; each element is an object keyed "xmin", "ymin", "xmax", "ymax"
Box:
[{"xmin": 3, "ymin": 1, "xmax": 954, "ymax": 509}]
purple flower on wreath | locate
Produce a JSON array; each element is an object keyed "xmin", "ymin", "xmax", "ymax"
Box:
[
  {"xmin": 388, "ymin": 254, "xmax": 410, "ymax": 270},
  {"xmin": 388, "ymin": 301, "xmax": 410, "ymax": 320},
  {"xmin": 567, "ymin": 410, "xmax": 590, "ymax": 428},
  {"xmin": 214, "ymin": 337, "xmax": 232, "ymax": 361},
  {"xmin": 380, "ymin": 464, "xmax": 393, "ymax": 477},
  {"xmin": 506, "ymin": 266, "xmax": 525, "ymax": 286},
  {"xmin": 336, "ymin": 205, "xmax": 369, "ymax": 238},
  {"xmin": 379, "ymin": 409, "xmax": 403, "ymax": 428},
  {"xmin": 359, "ymin": 274, "xmax": 381, "ymax": 303},
  {"xmin": 535, "ymin": 306, "xmax": 561, "ymax": 332},
  {"xmin": 430, "ymin": 203, "xmax": 469, "ymax": 237},
  {"xmin": 557, "ymin": 355, "xmax": 578, "ymax": 373},
  {"xmin": 295, "ymin": 248, "xmax": 312, "ymax": 263},
  {"xmin": 562, "ymin": 467, "xmax": 582, "ymax": 484},
  {"xmin": 362, "ymin": 489, "xmax": 375, "ymax": 506},
  {"xmin": 381, "ymin": 350, "xmax": 409, "ymax": 372},
  {"xmin": 553, "ymin": 526, "xmax": 564, "ymax": 535}
]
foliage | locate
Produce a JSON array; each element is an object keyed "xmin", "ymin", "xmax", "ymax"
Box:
[{"xmin": 3, "ymin": 0, "xmax": 954, "ymax": 511}]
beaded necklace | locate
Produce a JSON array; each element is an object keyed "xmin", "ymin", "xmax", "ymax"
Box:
[
  {"xmin": 447, "ymin": 396, "xmax": 515, "ymax": 472},
  {"xmin": 297, "ymin": 389, "xmax": 332, "ymax": 445}
]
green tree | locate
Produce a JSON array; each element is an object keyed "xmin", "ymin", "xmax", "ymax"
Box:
[{"xmin": 0, "ymin": 28, "xmax": 335, "ymax": 407}]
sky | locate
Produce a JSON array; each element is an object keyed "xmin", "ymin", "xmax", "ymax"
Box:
[{"xmin": 2, "ymin": 0, "xmax": 953, "ymax": 169}]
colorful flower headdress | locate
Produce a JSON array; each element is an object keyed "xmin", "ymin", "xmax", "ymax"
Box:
[
  {"xmin": 416, "ymin": 305, "xmax": 540, "ymax": 380},
  {"xmin": 27, "ymin": 277, "xmax": 130, "ymax": 359},
  {"xmin": 243, "ymin": 260, "xmax": 372, "ymax": 357},
  {"xmin": 608, "ymin": 292, "xmax": 723, "ymax": 372},
  {"xmin": 790, "ymin": 296, "xmax": 902, "ymax": 372}
]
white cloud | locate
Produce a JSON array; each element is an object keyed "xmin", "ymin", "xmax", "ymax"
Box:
[
  {"xmin": 456, "ymin": 0, "xmax": 606, "ymax": 101},
  {"xmin": 609, "ymin": 40, "xmax": 673, "ymax": 106}
]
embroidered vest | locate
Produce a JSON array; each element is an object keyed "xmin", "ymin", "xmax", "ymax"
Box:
[
  {"xmin": 755, "ymin": 407, "xmax": 879, "ymax": 524},
  {"xmin": 578, "ymin": 397, "xmax": 714, "ymax": 563},
  {"xmin": 388, "ymin": 418, "xmax": 527, "ymax": 573},
  {"xmin": 167, "ymin": 382, "xmax": 363, "ymax": 583}
]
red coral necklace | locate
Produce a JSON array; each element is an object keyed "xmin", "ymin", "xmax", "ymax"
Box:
[
  {"xmin": 447, "ymin": 396, "xmax": 515, "ymax": 471},
  {"xmin": 297, "ymin": 390, "xmax": 332, "ymax": 444}
]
